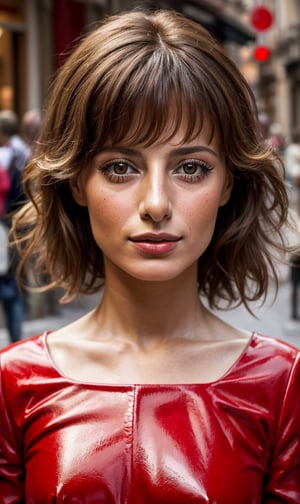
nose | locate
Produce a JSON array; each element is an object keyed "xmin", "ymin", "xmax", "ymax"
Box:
[{"xmin": 139, "ymin": 166, "xmax": 172, "ymax": 223}]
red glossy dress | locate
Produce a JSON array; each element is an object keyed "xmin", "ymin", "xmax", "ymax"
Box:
[{"xmin": 0, "ymin": 332, "xmax": 299, "ymax": 503}]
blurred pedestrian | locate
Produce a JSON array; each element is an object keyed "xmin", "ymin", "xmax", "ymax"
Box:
[
  {"xmin": 1, "ymin": 9, "xmax": 300, "ymax": 502},
  {"xmin": 258, "ymin": 110, "xmax": 269, "ymax": 140},
  {"xmin": 0, "ymin": 110, "xmax": 28, "ymax": 172},
  {"xmin": 285, "ymin": 131, "xmax": 300, "ymax": 319},
  {"xmin": 267, "ymin": 122, "xmax": 286, "ymax": 155},
  {"xmin": 21, "ymin": 108, "xmax": 42, "ymax": 159},
  {"xmin": 285, "ymin": 130, "xmax": 300, "ymax": 216},
  {"xmin": 0, "ymin": 110, "xmax": 26, "ymax": 343}
]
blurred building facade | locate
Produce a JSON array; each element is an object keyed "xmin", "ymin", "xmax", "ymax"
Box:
[
  {"xmin": 255, "ymin": 0, "xmax": 300, "ymax": 142},
  {"xmin": 0, "ymin": 0, "xmax": 299, "ymax": 140}
]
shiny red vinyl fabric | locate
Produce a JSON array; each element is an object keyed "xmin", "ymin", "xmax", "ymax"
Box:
[{"xmin": 0, "ymin": 332, "xmax": 299, "ymax": 503}]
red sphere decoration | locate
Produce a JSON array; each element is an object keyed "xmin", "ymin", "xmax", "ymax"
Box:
[
  {"xmin": 254, "ymin": 45, "xmax": 271, "ymax": 62},
  {"xmin": 251, "ymin": 6, "xmax": 273, "ymax": 31}
]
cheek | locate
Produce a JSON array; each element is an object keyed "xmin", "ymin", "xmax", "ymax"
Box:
[
  {"xmin": 185, "ymin": 191, "xmax": 221, "ymax": 225},
  {"xmin": 185, "ymin": 194, "xmax": 221, "ymax": 257},
  {"xmin": 86, "ymin": 188, "xmax": 130, "ymax": 231}
]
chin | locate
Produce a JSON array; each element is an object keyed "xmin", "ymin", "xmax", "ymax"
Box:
[{"xmin": 125, "ymin": 265, "xmax": 190, "ymax": 283}]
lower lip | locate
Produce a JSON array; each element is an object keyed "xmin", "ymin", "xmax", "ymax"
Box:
[{"xmin": 131, "ymin": 240, "xmax": 179, "ymax": 255}]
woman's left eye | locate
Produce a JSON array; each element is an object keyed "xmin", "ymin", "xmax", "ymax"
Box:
[{"xmin": 174, "ymin": 160, "xmax": 213, "ymax": 181}]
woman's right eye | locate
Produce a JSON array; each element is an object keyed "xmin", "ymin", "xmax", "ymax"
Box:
[{"xmin": 98, "ymin": 160, "xmax": 137, "ymax": 182}]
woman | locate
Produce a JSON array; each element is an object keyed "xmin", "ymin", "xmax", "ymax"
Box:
[{"xmin": 0, "ymin": 9, "xmax": 299, "ymax": 503}]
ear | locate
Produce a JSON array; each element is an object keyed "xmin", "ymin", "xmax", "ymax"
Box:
[
  {"xmin": 69, "ymin": 178, "xmax": 87, "ymax": 207},
  {"xmin": 219, "ymin": 172, "xmax": 233, "ymax": 207}
]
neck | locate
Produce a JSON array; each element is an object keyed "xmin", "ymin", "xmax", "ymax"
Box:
[{"xmin": 92, "ymin": 263, "xmax": 210, "ymax": 348}]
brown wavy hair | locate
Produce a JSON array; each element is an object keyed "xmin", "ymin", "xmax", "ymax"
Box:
[{"xmin": 12, "ymin": 8, "xmax": 298, "ymax": 310}]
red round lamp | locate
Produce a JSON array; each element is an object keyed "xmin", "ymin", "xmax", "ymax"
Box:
[
  {"xmin": 253, "ymin": 45, "xmax": 271, "ymax": 62},
  {"xmin": 251, "ymin": 6, "xmax": 273, "ymax": 32}
]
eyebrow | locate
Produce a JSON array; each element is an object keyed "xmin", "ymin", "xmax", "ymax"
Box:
[
  {"xmin": 99, "ymin": 145, "xmax": 219, "ymax": 158},
  {"xmin": 170, "ymin": 146, "xmax": 218, "ymax": 157}
]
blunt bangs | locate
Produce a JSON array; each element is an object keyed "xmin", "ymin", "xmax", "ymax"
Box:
[{"xmin": 86, "ymin": 52, "xmax": 220, "ymax": 154}]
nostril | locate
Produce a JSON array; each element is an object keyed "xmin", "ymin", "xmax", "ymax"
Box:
[{"xmin": 139, "ymin": 197, "xmax": 172, "ymax": 222}]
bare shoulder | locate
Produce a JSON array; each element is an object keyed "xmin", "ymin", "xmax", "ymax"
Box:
[
  {"xmin": 49, "ymin": 310, "xmax": 96, "ymax": 342},
  {"xmin": 46, "ymin": 310, "xmax": 102, "ymax": 376}
]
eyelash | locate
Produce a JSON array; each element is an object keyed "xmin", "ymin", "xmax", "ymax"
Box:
[
  {"xmin": 174, "ymin": 160, "xmax": 213, "ymax": 183},
  {"xmin": 98, "ymin": 158, "xmax": 213, "ymax": 183},
  {"xmin": 98, "ymin": 159, "xmax": 137, "ymax": 183}
]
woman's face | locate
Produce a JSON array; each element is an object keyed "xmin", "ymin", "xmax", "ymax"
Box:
[{"xmin": 71, "ymin": 121, "xmax": 232, "ymax": 283}]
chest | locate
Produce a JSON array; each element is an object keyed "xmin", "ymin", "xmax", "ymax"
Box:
[{"xmin": 22, "ymin": 385, "xmax": 271, "ymax": 503}]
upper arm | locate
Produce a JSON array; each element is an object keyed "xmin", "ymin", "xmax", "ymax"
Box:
[
  {"xmin": 264, "ymin": 352, "xmax": 300, "ymax": 503},
  {"xmin": 0, "ymin": 353, "xmax": 24, "ymax": 503}
]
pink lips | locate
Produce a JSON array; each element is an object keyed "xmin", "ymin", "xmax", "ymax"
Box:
[{"xmin": 129, "ymin": 233, "xmax": 181, "ymax": 255}]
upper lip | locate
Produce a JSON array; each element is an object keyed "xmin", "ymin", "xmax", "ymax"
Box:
[{"xmin": 129, "ymin": 233, "xmax": 181, "ymax": 242}]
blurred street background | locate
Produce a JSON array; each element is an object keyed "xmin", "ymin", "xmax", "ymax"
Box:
[{"xmin": 0, "ymin": 0, "xmax": 299, "ymax": 348}]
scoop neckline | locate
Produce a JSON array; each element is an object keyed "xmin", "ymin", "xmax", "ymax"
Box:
[{"xmin": 41, "ymin": 330, "xmax": 255, "ymax": 388}]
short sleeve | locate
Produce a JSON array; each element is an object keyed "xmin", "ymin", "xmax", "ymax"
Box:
[
  {"xmin": 0, "ymin": 353, "xmax": 24, "ymax": 502},
  {"xmin": 264, "ymin": 352, "xmax": 300, "ymax": 502}
]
